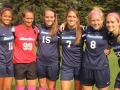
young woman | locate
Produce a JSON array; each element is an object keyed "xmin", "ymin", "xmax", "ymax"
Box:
[
  {"xmin": 106, "ymin": 12, "xmax": 120, "ymax": 90},
  {"xmin": 60, "ymin": 8, "xmax": 83, "ymax": 90},
  {"xmin": 37, "ymin": 8, "xmax": 60, "ymax": 90},
  {"xmin": 81, "ymin": 7, "xmax": 110, "ymax": 90},
  {"xmin": 13, "ymin": 7, "xmax": 39, "ymax": 90},
  {"xmin": 0, "ymin": 5, "xmax": 14, "ymax": 90}
]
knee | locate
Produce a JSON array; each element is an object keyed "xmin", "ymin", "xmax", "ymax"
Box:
[
  {"xmin": 48, "ymin": 88, "xmax": 56, "ymax": 90},
  {"xmin": 3, "ymin": 87, "xmax": 12, "ymax": 90}
]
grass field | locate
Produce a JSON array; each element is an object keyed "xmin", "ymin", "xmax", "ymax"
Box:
[{"xmin": 11, "ymin": 50, "xmax": 119, "ymax": 90}]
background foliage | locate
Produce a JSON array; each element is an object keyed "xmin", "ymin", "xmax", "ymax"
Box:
[{"xmin": 0, "ymin": 0, "xmax": 120, "ymax": 25}]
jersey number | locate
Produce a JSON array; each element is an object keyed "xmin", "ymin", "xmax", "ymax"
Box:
[
  {"xmin": 66, "ymin": 40, "xmax": 71, "ymax": 48},
  {"xmin": 23, "ymin": 43, "xmax": 32, "ymax": 50},
  {"xmin": 9, "ymin": 42, "xmax": 13, "ymax": 50},
  {"xmin": 42, "ymin": 36, "xmax": 51, "ymax": 43},
  {"xmin": 90, "ymin": 41, "xmax": 96, "ymax": 49}
]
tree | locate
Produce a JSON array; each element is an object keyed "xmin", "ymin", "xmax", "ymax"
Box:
[{"xmin": 1, "ymin": 0, "xmax": 120, "ymax": 25}]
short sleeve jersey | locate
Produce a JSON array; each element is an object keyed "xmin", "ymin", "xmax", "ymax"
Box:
[
  {"xmin": 83, "ymin": 26, "xmax": 109, "ymax": 70},
  {"xmin": 60, "ymin": 27, "xmax": 83, "ymax": 67},
  {"xmin": 110, "ymin": 34, "xmax": 120, "ymax": 61},
  {"xmin": 0, "ymin": 25, "xmax": 14, "ymax": 64},
  {"xmin": 37, "ymin": 25, "xmax": 60, "ymax": 66},
  {"xmin": 13, "ymin": 24, "xmax": 39, "ymax": 64}
]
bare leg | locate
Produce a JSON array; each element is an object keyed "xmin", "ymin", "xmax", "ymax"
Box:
[
  {"xmin": 47, "ymin": 79, "xmax": 56, "ymax": 90},
  {"xmin": 0, "ymin": 78, "xmax": 3, "ymax": 90},
  {"xmin": 39, "ymin": 78, "xmax": 47, "ymax": 89},
  {"xmin": 27, "ymin": 79, "xmax": 36, "ymax": 90},
  {"xmin": 115, "ymin": 88, "xmax": 120, "ymax": 90},
  {"xmin": 74, "ymin": 80, "xmax": 82, "ymax": 90},
  {"xmin": 3, "ymin": 77, "xmax": 13, "ymax": 90},
  {"xmin": 82, "ymin": 85, "xmax": 93, "ymax": 90},
  {"xmin": 98, "ymin": 86, "xmax": 109, "ymax": 90},
  {"xmin": 16, "ymin": 79, "xmax": 25, "ymax": 90},
  {"xmin": 61, "ymin": 80, "xmax": 72, "ymax": 90}
]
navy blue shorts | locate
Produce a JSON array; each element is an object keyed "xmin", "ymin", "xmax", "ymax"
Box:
[
  {"xmin": 0, "ymin": 63, "xmax": 14, "ymax": 77},
  {"xmin": 14, "ymin": 62, "xmax": 37, "ymax": 80},
  {"xmin": 81, "ymin": 68, "xmax": 110, "ymax": 88},
  {"xmin": 115, "ymin": 72, "xmax": 120, "ymax": 88},
  {"xmin": 61, "ymin": 65, "xmax": 81, "ymax": 80},
  {"xmin": 37, "ymin": 63, "xmax": 60, "ymax": 80}
]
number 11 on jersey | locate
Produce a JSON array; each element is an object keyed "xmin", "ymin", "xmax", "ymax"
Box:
[{"xmin": 9, "ymin": 42, "xmax": 13, "ymax": 50}]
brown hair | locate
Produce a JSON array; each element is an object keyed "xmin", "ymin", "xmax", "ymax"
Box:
[
  {"xmin": 0, "ymin": 4, "xmax": 13, "ymax": 16},
  {"xmin": 22, "ymin": 7, "xmax": 36, "ymax": 29},
  {"xmin": 22, "ymin": 7, "xmax": 35, "ymax": 18},
  {"xmin": 65, "ymin": 8, "xmax": 82, "ymax": 45},
  {"xmin": 43, "ymin": 8, "xmax": 58, "ymax": 37}
]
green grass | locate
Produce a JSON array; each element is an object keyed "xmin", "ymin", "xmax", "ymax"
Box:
[
  {"xmin": 107, "ymin": 50, "xmax": 119, "ymax": 90},
  {"xmin": 12, "ymin": 50, "xmax": 119, "ymax": 90}
]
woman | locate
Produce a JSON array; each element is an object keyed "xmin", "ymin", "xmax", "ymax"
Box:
[
  {"xmin": 60, "ymin": 8, "xmax": 83, "ymax": 90},
  {"xmin": 13, "ymin": 7, "xmax": 39, "ymax": 90},
  {"xmin": 106, "ymin": 12, "xmax": 120, "ymax": 90},
  {"xmin": 81, "ymin": 7, "xmax": 110, "ymax": 90},
  {"xmin": 37, "ymin": 8, "xmax": 60, "ymax": 90},
  {"xmin": 0, "ymin": 5, "xmax": 14, "ymax": 90}
]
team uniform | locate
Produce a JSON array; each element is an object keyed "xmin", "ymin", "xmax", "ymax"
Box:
[
  {"xmin": 109, "ymin": 34, "xmax": 120, "ymax": 88},
  {"xmin": 60, "ymin": 27, "xmax": 83, "ymax": 80},
  {"xmin": 13, "ymin": 24, "xmax": 38, "ymax": 80},
  {"xmin": 37, "ymin": 25, "xmax": 60, "ymax": 80},
  {"xmin": 81, "ymin": 26, "xmax": 110, "ymax": 88},
  {"xmin": 0, "ymin": 25, "xmax": 14, "ymax": 77}
]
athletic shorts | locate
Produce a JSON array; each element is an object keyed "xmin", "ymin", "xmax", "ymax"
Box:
[
  {"xmin": 0, "ymin": 63, "xmax": 14, "ymax": 77},
  {"xmin": 37, "ymin": 64, "xmax": 60, "ymax": 80},
  {"xmin": 80, "ymin": 68, "xmax": 110, "ymax": 88},
  {"xmin": 14, "ymin": 62, "xmax": 37, "ymax": 80},
  {"xmin": 115, "ymin": 72, "xmax": 120, "ymax": 88},
  {"xmin": 61, "ymin": 65, "xmax": 81, "ymax": 80}
]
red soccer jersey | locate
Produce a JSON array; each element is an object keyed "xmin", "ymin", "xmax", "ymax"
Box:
[{"xmin": 13, "ymin": 24, "xmax": 39, "ymax": 64}]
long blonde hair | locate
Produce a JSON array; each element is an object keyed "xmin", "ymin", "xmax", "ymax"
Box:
[
  {"xmin": 43, "ymin": 8, "xmax": 58, "ymax": 37},
  {"xmin": 65, "ymin": 8, "xmax": 82, "ymax": 45}
]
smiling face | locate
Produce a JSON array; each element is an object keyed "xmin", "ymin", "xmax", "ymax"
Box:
[
  {"xmin": 106, "ymin": 15, "xmax": 120, "ymax": 33},
  {"xmin": 44, "ymin": 10, "xmax": 55, "ymax": 27},
  {"xmin": 1, "ymin": 10, "xmax": 12, "ymax": 27},
  {"xmin": 89, "ymin": 13, "xmax": 103, "ymax": 30},
  {"xmin": 23, "ymin": 11, "xmax": 34, "ymax": 27},
  {"xmin": 66, "ymin": 11, "xmax": 78, "ymax": 28}
]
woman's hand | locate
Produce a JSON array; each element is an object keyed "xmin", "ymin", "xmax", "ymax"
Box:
[
  {"xmin": 59, "ymin": 22, "xmax": 66, "ymax": 32},
  {"xmin": 104, "ymin": 48, "xmax": 111, "ymax": 55}
]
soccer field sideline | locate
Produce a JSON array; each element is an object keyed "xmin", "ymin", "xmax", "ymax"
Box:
[{"xmin": 11, "ymin": 50, "xmax": 119, "ymax": 90}]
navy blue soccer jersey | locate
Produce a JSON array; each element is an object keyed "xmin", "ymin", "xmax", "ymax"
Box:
[
  {"xmin": 0, "ymin": 25, "xmax": 14, "ymax": 64},
  {"xmin": 60, "ymin": 27, "xmax": 83, "ymax": 67},
  {"xmin": 83, "ymin": 26, "xmax": 109, "ymax": 70},
  {"xmin": 37, "ymin": 25, "xmax": 60, "ymax": 66},
  {"xmin": 109, "ymin": 34, "xmax": 120, "ymax": 67}
]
